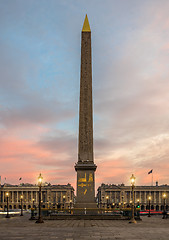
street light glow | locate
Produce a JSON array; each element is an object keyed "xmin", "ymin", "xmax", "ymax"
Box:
[
  {"xmin": 38, "ymin": 173, "xmax": 43, "ymax": 185},
  {"xmin": 130, "ymin": 174, "xmax": 135, "ymax": 186},
  {"xmin": 163, "ymin": 193, "xmax": 167, "ymax": 198}
]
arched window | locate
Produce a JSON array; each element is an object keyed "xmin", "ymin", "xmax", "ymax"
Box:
[{"xmin": 141, "ymin": 205, "xmax": 145, "ymax": 210}]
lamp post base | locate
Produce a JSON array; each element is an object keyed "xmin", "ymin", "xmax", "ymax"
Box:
[
  {"xmin": 35, "ymin": 217, "xmax": 44, "ymax": 223},
  {"xmin": 162, "ymin": 211, "xmax": 167, "ymax": 219},
  {"xmin": 148, "ymin": 215, "xmax": 151, "ymax": 217},
  {"xmin": 6, "ymin": 215, "xmax": 10, "ymax": 218},
  {"xmin": 129, "ymin": 218, "xmax": 137, "ymax": 224}
]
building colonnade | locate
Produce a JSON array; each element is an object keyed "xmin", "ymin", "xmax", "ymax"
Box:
[
  {"xmin": 0, "ymin": 183, "xmax": 75, "ymax": 210},
  {"xmin": 97, "ymin": 184, "xmax": 169, "ymax": 211}
]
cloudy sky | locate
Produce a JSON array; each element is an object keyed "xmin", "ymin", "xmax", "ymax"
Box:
[{"xmin": 1, "ymin": 0, "xmax": 169, "ymax": 190}]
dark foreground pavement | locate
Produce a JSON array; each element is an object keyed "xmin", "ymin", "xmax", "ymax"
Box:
[{"xmin": 1, "ymin": 214, "xmax": 169, "ymax": 240}]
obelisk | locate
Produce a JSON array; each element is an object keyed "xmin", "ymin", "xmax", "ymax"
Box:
[{"xmin": 75, "ymin": 15, "xmax": 97, "ymax": 209}]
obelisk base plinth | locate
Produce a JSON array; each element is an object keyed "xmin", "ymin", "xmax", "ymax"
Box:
[{"xmin": 75, "ymin": 162, "xmax": 97, "ymax": 213}]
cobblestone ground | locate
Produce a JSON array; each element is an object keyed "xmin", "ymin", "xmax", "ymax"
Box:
[{"xmin": 1, "ymin": 214, "xmax": 169, "ymax": 240}]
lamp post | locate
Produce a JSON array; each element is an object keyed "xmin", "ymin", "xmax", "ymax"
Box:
[
  {"xmin": 162, "ymin": 193, "xmax": 167, "ymax": 219},
  {"xmin": 20, "ymin": 195, "xmax": 23, "ymax": 216},
  {"xmin": 6, "ymin": 192, "xmax": 10, "ymax": 218},
  {"xmin": 148, "ymin": 196, "xmax": 151, "ymax": 217},
  {"xmin": 36, "ymin": 173, "xmax": 44, "ymax": 223},
  {"xmin": 70, "ymin": 200, "xmax": 72, "ymax": 209},
  {"xmin": 129, "ymin": 174, "xmax": 136, "ymax": 224},
  {"xmin": 130, "ymin": 200, "xmax": 132, "ymax": 208},
  {"xmin": 122, "ymin": 196, "xmax": 124, "ymax": 208},
  {"xmin": 32, "ymin": 198, "xmax": 35, "ymax": 209},
  {"xmin": 63, "ymin": 195, "xmax": 66, "ymax": 209},
  {"xmin": 106, "ymin": 196, "xmax": 109, "ymax": 209}
]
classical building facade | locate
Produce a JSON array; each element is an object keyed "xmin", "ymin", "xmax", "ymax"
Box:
[
  {"xmin": 97, "ymin": 183, "xmax": 169, "ymax": 211},
  {"xmin": 0, "ymin": 183, "xmax": 75, "ymax": 210}
]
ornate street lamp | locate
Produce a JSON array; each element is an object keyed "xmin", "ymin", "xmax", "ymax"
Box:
[
  {"xmin": 6, "ymin": 192, "xmax": 10, "ymax": 218},
  {"xmin": 36, "ymin": 173, "xmax": 44, "ymax": 223},
  {"xmin": 106, "ymin": 195, "xmax": 109, "ymax": 209},
  {"xmin": 70, "ymin": 200, "xmax": 72, "ymax": 209},
  {"xmin": 130, "ymin": 200, "xmax": 132, "ymax": 208},
  {"xmin": 162, "ymin": 193, "xmax": 167, "ymax": 219},
  {"xmin": 32, "ymin": 198, "xmax": 35, "ymax": 209},
  {"xmin": 20, "ymin": 195, "xmax": 23, "ymax": 216},
  {"xmin": 129, "ymin": 174, "xmax": 137, "ymax": 224},
  {"xmin": 148, "ymin": 196, "xmax": 151, "ymax": 217},
  {"xmin": 63, "ymin": 195, "xmax": 66, "ymax": 209},
  {"xmin": 122, "ymin": 196, "xmax": 124, "ymax": 208}
]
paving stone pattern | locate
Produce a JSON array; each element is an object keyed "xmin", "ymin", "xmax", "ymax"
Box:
[{"xmin": 1, "ymin": 214, "xmax": 169, "ymax": 240}]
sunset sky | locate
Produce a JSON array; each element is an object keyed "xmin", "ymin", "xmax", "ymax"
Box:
[{"xmin": 1, "ymin": 0, "xmax": 169, "ymax": 190}]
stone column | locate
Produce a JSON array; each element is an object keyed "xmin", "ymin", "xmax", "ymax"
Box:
[
  {"xmin": 159, "ymin": 191, "xmax": 161, "ymax": 204},
  {"xmin": 139, "ymin": 191, "xmax": 141, "ymax": 203},
  {"xmin": 11, "ymin": 191, "xmax": 14, "ymax": 203},
  {"xmin": 56, "ymin": 192, "xmax": 58, "ymax": 204},
  {"xmin": 134, "ymin": 191, "xmax": 136, "ymax": 204},
  {"xmin": 35, "ymin": 191, "xmax": 37, "ymax": 204},
  {"xmin": 154, "ymin": 191, "xmax": 156, "ymax": 204},
  {"xmin": 61, "ymin": 192, "xmax": 63, "ymax": 203},
  {"xmin": 115, "ymin": 192, "xmax": 117, "ymax": 204},
  {"xmin": 2, "ymin": 191, "xmax": 4, "ymax": 203},
  {"xmin": 31, "ymin": 191, "xmax": 33, "ymax": 202},
  {"xmin": 3, "ymin": 191, "xmax": 6, "ymax": 203},
  {"xmin": 144, "ymin": 191, "xmax": 146, "ymax": 204},
  {"xmin": 16, "ymin": 191, "xmax": 18, "ymax": 203}
]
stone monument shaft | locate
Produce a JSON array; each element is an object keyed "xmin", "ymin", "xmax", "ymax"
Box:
[
  {"xmin": 78, "ymin": 15, "xmax": 93, "ymax": 163},
  {"xmin": 75, "ymin": 15, "xmax": 97, "ymax": 209}
]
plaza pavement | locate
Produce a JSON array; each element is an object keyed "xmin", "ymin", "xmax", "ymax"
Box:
[{"xmin": 0, "ymin": 214, "xmax": 169, "ymax": 240}]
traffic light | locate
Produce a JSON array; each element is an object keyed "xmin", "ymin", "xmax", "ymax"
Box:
[{"xmin": 136, "ymin": 203, "xmax": 140, "ymax": 209}]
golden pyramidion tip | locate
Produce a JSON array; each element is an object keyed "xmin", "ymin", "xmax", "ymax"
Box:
[{"xmin": 82, "ymin": 14, "xmax": 91, "ymax": 32}]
